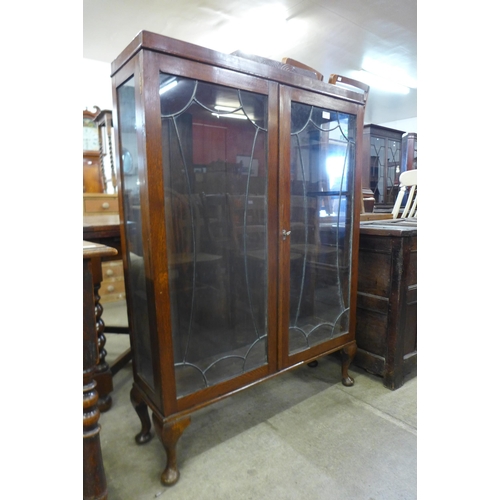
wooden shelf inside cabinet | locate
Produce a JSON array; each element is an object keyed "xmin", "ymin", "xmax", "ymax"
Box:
[{"xmin": 110, "ymin": 30, "xmax": 367, "ymax": 487}]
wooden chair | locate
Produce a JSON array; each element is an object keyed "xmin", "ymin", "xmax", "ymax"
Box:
[
  {"xmin": 328, "ymin": 74, "xmax": 369, "ymax": 104},
  {"xmin": 281, "ymin": 57, "xmax": 324, "ymax": 81},
  {"xmin": 392, "ymin": 170, "xmax": 417, "ymax": 219}
]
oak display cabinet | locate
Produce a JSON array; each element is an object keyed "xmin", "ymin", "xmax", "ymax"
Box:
[
  {"xmin": 111, "ymin": 31, "xmax": 367, "ymax": 486},
  {"xmin": 362, "ymin": 124, "xmax": 404, "ymax": 207}
]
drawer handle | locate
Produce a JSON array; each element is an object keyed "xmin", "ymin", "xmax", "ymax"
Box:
[
  {"xmin": 102, "ymin": 202, "xmax": 110, "ymax": 209},
  {"xmin": 106, "ymin": 269, "xmax": 114, "ymax": 276},
  {"xmin": 107, "ymin": 285, "xmax": 115, "ymax": 292}
]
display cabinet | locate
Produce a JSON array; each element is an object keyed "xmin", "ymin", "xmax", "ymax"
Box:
[
  {"xmin": 362, "ymin": 124, "xmax": 404, "ymax": 206},
  {"xmin": 401, "ymin": 132, "xmax": 417, "ymax": 172},
  {"xmin": 111, "ymin": 31, "xmax": 367, "ymax": 486}
]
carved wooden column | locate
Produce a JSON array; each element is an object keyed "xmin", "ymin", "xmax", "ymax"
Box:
[
  {"xmin": 83, "ymin": 241, "xmax": 117, "ymax": 500},
  {"xmin": 91, "ymin": 258, "xmax": 114, "ymax": 412}
]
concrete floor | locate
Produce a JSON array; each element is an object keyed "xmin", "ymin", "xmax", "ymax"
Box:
[{"xmin": 99, "ymin": 303, "xmax": 416, "ymax": 500}]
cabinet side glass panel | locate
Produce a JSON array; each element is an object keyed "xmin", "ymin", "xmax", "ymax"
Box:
[
  {"xmin": 158, "ymin": 73, "xmax": 269, "ymax": 398},
  {"xmin": 288, "ymin": 102, "xmax": 356, "ymax": 355},
  {"xmin": 386, "ymin": 139, "xmax": 401, "ymax": 204},
  {"xmin": 117, "ymin": 78, "xmax": 155, "ymax": 389},
  {"xmin": 370, "ymin": 136, "xmax": 385, "ymax": 203}
]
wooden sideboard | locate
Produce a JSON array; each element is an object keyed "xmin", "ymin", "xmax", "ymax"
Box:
[
  {"xmin": 83, "ymin": 240, "xmax": 117, "ymax": 500},
  {"xmin": 354, "ymin": 218, "xmax": 417, "ymax": 389}
]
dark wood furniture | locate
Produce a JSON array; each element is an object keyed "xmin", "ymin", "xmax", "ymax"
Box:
[
  {"xmin": 362, "ymin": 124, "xmax": 404, "ymax": 208},
  {"xmin": 281, "ymin": 57, "xmax": 324, "ymax": 81},
  {"xmin": 110, "ymin": 31, "xmax": 367, "ymax": 486},
  {"xmin": 354, "ymin": 218, "xmax": 417, "ymax": 389},
  {"xmin": 84, "ymin": 107, "xmax": 104, "ymax": 193},
  {"xmin": 94, "ymin": 108, "xmax": 118, "ymax": 194},
  {"xmin": 83, "ymin": 240, "xmax": 116, "ymax": 500},
  {"xmin": 401, "ymin": 132, "xmax": 417, "ymax": 172},
  {"xmin": 83, "ymin": 215, "xmax": 131, "ymax": 412}
]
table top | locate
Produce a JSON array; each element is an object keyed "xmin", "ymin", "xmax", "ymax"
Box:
[
  {"xmin": 359, "ymin": 217, "xmax": 417, "ymax": 237},
  {"xmin": 83, "ymin": 214, "xmax": 121, "ymax": 238},
  {"xmin": 83, "ymin": 240, "xmax": 118, "ymax": 260}
]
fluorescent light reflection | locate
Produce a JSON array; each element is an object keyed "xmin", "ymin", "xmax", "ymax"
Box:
[
  {"xmin": 211, "ymin": 112, "xmax": 247, "ymax": 120},
  {"xmin": 159, "ymin": 78, "xmax": 177, "ymax": 95},
  {"xmin": 212, "ymin": 105, "xmax": 247, "ymax": 120}
]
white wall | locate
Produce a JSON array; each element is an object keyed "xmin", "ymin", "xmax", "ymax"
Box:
[
  {"xmin": 83, "ymin": 58, "xmax": 114, "ymax": 111},
  {"xmin": 84, "ymin": 57, "xmax": 418, "ymax": 135},
  {"xmin": 379, "ymin": 117, "xmax": 417, "ymax": 134}
]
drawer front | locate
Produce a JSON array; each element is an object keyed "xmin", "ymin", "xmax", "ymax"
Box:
[
  {"xmin": 101, "ymin": 260, "xmax": 124, "ymax": 279},
  {"xmin": 100, "ymin": 290, "xmax": 126, "ymax": 304},
  {"xmin": 99, "ymin": 278, "xmax": 125, "ymax": 297},
  {"xmin": 84, "ymin": 196, "xmax": 119, "ymax": 213}
]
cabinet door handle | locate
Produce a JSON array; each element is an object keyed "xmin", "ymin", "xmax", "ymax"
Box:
[
  {"xmin": 102, "ymin": 202, "xmax": 110, "ymax": 209},
  {"xmin": 282, "ymin": 229, "xmax": 291, "ymax": 240}
]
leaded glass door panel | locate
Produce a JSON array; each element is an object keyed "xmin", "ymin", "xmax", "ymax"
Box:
[
  {"xmin": 278, "ymin": 86, "xmax": 358, "ymax": 368},
  {"xmin": 157, "ymin": 70, "xmax": 275, "ymax": 399}
]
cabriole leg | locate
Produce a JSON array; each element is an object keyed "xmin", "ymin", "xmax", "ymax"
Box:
[
  {"xmin": 153, "ymin": 414, "xmax": 191, "ymax": 486},
  {"xmin": 130, "ymin": 384, "xmax": 153, "ymax": 444},
  {"xmin": 340, "ymin": 342, "xmax": 357, "ymax": 387}
]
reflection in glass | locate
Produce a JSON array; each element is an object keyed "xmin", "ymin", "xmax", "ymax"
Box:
[
  {"xmin": 117, "ymin": 78, "xmax": 155, "ymax": 389},
  {"xmin": 288, "ymin": 101, "xmax": 356, "ymax": 354},
  {"xmin": 159, "ymin": 73, "xmax": 269, "ymax": 398}
]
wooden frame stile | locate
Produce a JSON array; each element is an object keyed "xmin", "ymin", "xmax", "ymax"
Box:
[
  {"xmin": 266, "ymin": 80, "xmax": 280, "ymax": 377},
  {"xmin": 277, "ymin": 84, "xmax": 293, "ymax": 371},
  {"xmin": 141, "ymin": 50, "xmax": 179, "ymax": 420}
]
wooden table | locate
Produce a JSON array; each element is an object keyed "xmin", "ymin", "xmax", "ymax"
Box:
[
  {"xmin": 83, "ymin": 240, "xmax": 117, "ymax": 500},
  {"xmin": 83, "ymin": 215, "xmax": 131, "ymax": 411},
  {"xmin": 83, "ymin": 214, "xmax": 122, "ymax": 255},
  {"xmin": 354, "ymin": 218, "xmax": 417, "ymax": 389}
]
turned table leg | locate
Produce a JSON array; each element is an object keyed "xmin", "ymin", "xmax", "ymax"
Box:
[
  {"xmin": 83, "ymin": 377, "xmax": 107, "ymax": 500},
  {"xmin": 83, "ymin": 252, "xmax": 111, "ymax": 500},
  {"xmin": 91, "ymin": 258, "xmax": 113, "ymax": 412},
  {"xmin": 153, "ymin": 414, "xmax": 191, "ymax": 486},
  {"xmin": 340, "ymin": 342, "xmax": 357, "ymax": 386}
]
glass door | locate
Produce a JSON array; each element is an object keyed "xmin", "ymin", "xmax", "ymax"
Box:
[
  {"xmin": 278, "ymin": 86, "xmax": 358, "ymax": 368},
  {"xmin": 157, "ymin": 71, "xmax": 274, "ymax": 400}
]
